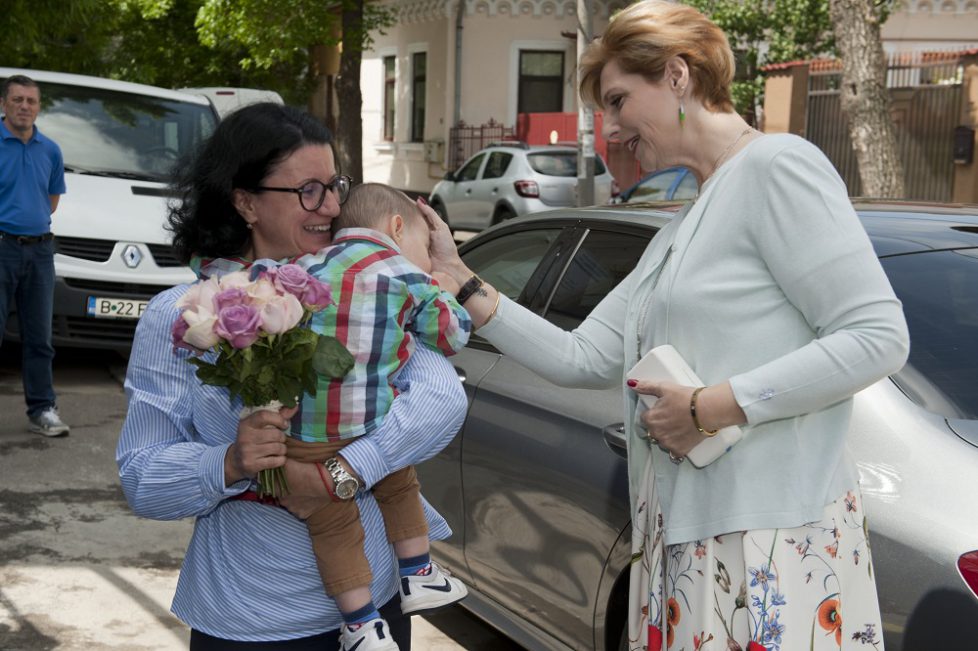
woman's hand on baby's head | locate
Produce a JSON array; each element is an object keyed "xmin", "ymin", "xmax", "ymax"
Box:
[{"xmin": 416, "ymin": 198, "xmax": 462, "ymax": 275}]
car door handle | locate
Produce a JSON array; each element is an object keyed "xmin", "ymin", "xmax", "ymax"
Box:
[
  {"xmin": 603, "ymin": 423, "xmax": 627, "ymax": 458},
  {"xmin": 454, "ymin": 366, "xmax": 467, "ymax": 384},
  {"xmin": 465, "ymin": 189, "xmax": 472, "ymax": 195},
  {"xmin": 491, "ymin": 187, "xmax": 498, "ymax": 194}
]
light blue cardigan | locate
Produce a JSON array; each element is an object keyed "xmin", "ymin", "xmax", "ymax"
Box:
[{"xmin": 478, "ymin": 134, "xmax": 909, "ymax": 545}]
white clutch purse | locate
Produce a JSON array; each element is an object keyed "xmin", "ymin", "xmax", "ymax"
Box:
[{"xmin": 626, "ymin": 345, "xmax": 742, "ymax": 468}]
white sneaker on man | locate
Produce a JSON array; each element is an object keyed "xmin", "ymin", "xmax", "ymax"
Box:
[
  {"xmin": 28, "ymin": 407, "xmax": 70, "ymax": 437},
  {"xmin": 399, "ymin": 562, "xmax": 468, "ymax": 615},
  {"xmin": 338, "ymin": 618, "xmax": 399, "ymax": 651}
]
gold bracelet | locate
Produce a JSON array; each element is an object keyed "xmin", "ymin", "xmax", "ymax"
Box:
[
  {"xmin": 476, "ymin": 291, "xmax": 501, "ymax": 331},
  {"xmin": 690, "ymin": 387, "xmax": 719, "ymax": 436}
]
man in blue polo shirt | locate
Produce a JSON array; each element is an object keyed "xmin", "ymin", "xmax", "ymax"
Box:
[{"xmin": 1, "ymin": 74, "xmax": 70, "ymax": 437}]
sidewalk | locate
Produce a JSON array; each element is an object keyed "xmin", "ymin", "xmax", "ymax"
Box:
[{"xmin": 0, "ymin": 347, "xmax": 514, "ymax": 650}]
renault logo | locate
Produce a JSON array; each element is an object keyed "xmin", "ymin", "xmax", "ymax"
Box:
[{"xmin": 122, "ymin": 244, "xmax": 143, "ymax": 268}]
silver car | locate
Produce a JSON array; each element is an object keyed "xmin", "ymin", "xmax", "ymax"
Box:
[
  {"xmin": 429, "ymin": 143, "xmax": 616, "ymax": 232},
  {"xmin": 421, "ymin": 201, "xmax": 978, "ymax": 651}
]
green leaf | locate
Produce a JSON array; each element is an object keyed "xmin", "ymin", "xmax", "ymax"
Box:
[{"xmin": 313, "ymin": 335, "xmax": 355, "ymax": 379}]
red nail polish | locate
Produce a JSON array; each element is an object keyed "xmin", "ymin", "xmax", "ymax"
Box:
[
  {"xmin": 417, "ymin": 196, "xmax": 428, "ymax": 206},
  {"xmin": 627, "ymin": 379, "xmax": 637, "ymax": 387}
]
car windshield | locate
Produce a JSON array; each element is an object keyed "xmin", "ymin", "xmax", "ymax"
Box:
[
  {"xmin": 882, "ymin": 248, "xmax": 978, "ymax": 420},
  {"xmin": 33, "ymin": 82, "xmax": 217, "ymax": 182},
  {"xmin": 527, "ymin": 151, "xmax": 607, "ymax": 177}
]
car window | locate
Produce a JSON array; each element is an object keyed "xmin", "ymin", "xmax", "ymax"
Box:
[
  {"xmin": 457, "ymin": 153, "xmax": 485, "ymax": 182},
  {"xmin": 543, "ymin": 229, "xmax": 652, "ymax": 330},
  {"xmin": 672, "ymin": 171, "xmax": 699, "ymax": 200},
  {"xmin": 882, "ymin": 248, "xmax": 978, "ymax": 419},
  {"xmin": 627, "ymin": 170, "xmax": 679, "ymax": 202},
  {"xmin": 483, "ymin": 152, "xmax": 513, "ymax": 180},
  {"xmin": 28, "ymin": 81, "xmax": 217, "ymax": 181},
  {"xmin": 461, "ymin": 227, "xmax": 563, "ymax": 302},
  {"xmin": 594, "ymin": 156, "xmax": 608, "ymax": 175},
  {"xmin": 527, "ymin": 152, "xmax": 577, "ymax": 177}
]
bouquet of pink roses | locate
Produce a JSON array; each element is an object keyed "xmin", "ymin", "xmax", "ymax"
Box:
[{"xmin": 172, "ymin": 263, "xmax": 354, "ymax": 497}]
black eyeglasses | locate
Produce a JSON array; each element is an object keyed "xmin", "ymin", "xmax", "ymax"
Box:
[{"xmin": 252, "ymin": 175, "xmax": 352, "ymax": 211}]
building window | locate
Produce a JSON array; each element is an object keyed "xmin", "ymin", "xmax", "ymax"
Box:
[
  {"xmin": 383, "ymin": 55, "xmax": 396, "ymax": 141},
  {"xmin": 518, "ymin": 50, "xmax": 564, "ymax": 113},
  {"xmin": 411, "ymin": 52, "xmax": 427, "ymax": 143}
]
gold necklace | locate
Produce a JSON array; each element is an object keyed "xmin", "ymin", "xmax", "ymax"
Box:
[{"xmin": 710, "ymin": 126, "xmax": 756, "ymax": 177}]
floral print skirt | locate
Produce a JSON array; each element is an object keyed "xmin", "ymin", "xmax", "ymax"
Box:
[{"xmin": 627, "ymin": 456, "xmax": 885, "ymax": 651}]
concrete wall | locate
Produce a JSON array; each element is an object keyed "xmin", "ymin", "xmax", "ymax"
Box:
[
  {"xmin": 883, "ymin": 1, "xmax": 978, "ymax": 52},
  {"xmin": 361, "ymin": 0, "xmax": 618, "ymax": 193},
  {"xmin": 362, "ymin": 16, "xmax": 453, "ymax": 192}
]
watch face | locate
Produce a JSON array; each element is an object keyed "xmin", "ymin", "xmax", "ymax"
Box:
[{"xmin": 335, "ymin": 479, "xmax": 358, "ymax": 500}]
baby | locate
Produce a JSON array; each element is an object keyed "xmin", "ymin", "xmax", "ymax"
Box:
[{"xmin": 283, "ymin": 183, "xmax": 471, "ymax": 651}]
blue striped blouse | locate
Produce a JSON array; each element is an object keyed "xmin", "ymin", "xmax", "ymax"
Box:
[{"xmin": 117, "ymin": 284, "xmax": 465, "ymax": 641}]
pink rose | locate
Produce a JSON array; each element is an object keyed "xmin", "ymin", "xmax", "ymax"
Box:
[
  {"xmin": 246, "ymin": 277, "xmax": 278, "ymax": 306},
  {"xmin": 177, "ymin": 276, "xmax": 221, "ymax": 314},
  {"xmin": 272, "ymin": 264, "xmax": 311, "ymax": 298},
  {"xmin": 183, "ymin": 308, "xmax": 220, "ymax": 350},
  {"xmin": 218, "ymin": 271, "xmax": 251, "ymax": 291},
  {"xmin": 213, "ymin": 287, "xmax": 249, "ymax": 313},
  {"xmin": 301, "ymin": 277, "xmax": 334, "ymax": 311},
  {"xmin": 171, "ymin": 314, "xmax": 192, "ymax": 351},
  {"xmin": 215, "ymin": 304, "xmax": 261, "ymax": 349},
  {"xmin": 260, "ymin": 293, "xmax": 304, "ymax": 334}
]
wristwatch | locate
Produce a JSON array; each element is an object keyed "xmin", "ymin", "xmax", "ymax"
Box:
[{"xmin": 323, "ymin": 457, "xmax": 360, "ymax": 500}]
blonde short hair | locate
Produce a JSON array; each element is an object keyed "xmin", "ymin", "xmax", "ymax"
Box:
[
  {"xmin": 339, "ymin": 183, "xmax": 422, "ymax": 230},
  {"xmin": 580, "ymin": 0, "xmax": 735, "ymax": 113}
]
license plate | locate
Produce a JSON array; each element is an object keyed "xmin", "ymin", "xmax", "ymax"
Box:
[{"xmin": 86, "ymin": 296, "xmax": 149, "ymax": 320}]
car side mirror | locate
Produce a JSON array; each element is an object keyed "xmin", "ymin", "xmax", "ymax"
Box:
[{"xmin": 443, "ymin": 171, "xmax": 456, "ymax": 182}]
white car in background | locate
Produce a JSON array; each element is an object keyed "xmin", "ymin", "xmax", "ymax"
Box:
[
  {"xmin": 178, "ymin": 86, "xmax": 284, "ymax": 118},
  {"xmin": 1, "ymin": 67, "xmax": 219, "ymax": 351},
  {"xmin": 429, "ymin": 142, "xmax": 617, "ymax": 232}
]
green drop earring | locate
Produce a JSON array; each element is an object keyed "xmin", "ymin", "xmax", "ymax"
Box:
[{"xmin": 678, "ymin": 85, "xmax": 686, "ymax": 125}]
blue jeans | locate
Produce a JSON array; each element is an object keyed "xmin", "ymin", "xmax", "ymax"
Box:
[{"xmin": 0, "ymin": 236, "xmax": 57, "ymax": 417}]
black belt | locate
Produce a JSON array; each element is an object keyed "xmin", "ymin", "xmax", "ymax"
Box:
[{"xmin": 0, "ymin": 231, "xmax": 54, "ymax": 245}]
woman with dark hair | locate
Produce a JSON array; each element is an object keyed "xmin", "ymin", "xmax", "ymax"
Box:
[
  {"xmin": 420, "ymin": 2, "xmax": 909, "ymax": 649},
  {"xmin": 118, "ymin": 103, "xmax": 466, "ymax": 650}
]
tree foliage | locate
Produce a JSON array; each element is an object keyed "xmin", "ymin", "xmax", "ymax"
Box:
[
  {"xmin": 0, "ymin": 0, "xmax": 392, "ymax": 108},
  {"xmin": 686, "ymin": 0, "xmax": 837, "ymax": 120},
  {"xmin": 2, "ymin": 0, "xmax": 118, "ymax": 74}
]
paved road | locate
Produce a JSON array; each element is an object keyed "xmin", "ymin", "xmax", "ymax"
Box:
[{"xmin": 0, "ymin": 344, "xmax": 523, "ymax": 651}]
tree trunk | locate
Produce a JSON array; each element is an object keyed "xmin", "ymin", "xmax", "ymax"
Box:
[
  {"xmin": 336, "ymin": 0, "xmax": 364, "ymax": 182},
  {"xmin": 828, "ymin": 0, "xmax": 904, "ymax": 198}
]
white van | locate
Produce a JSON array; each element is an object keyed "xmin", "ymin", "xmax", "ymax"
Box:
[
  {"xmin": 1, "ymin": 68, "xmax": 219, "ymax": 350},
  {"xmin": 178, "ymin": 86, "xmax": 284, "ymax": 118}
]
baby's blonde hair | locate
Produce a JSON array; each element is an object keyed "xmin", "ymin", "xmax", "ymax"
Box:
[{"xmin": 339, "ymin": 183, "xmax": 423, "ymax": 230}]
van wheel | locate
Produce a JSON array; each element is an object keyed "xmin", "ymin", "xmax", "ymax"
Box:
[{"xmin": 492, "ymin": 207, "xmax": 515, "ymax": 225}]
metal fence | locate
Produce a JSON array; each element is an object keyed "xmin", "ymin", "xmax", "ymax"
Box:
[
  {"xmin": 448, "ymin": 119, "xmax": 516, "ymax": 170},
  {"xmin": 806, "ymin": 52, "xmax": 964, "ymax": 200}
]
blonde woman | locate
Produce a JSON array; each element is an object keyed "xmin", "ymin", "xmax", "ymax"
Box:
[{"xmin": 421, "ymin": 2, "xmax": 908, "ymax": 649}]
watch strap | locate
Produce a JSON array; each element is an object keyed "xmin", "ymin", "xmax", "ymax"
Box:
[
  {"xmin": 455, "ymin": 274, "xmax": 485, "ymax": 305},
  {"xmin": 316, "ymin": 462, "xmax": 341, "ymax": 502}
]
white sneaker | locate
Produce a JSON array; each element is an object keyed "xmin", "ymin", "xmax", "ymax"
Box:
[
  {"xmin": 399, "ymin": 562, "xmax": 469, "ymax": 615},
  {"xmin": 338, "ymin": 618, "xmax": 399, "ymax": 651},
  {"xmin": 28, "ymin": 407, "xmax": 70, "ymax": 437}
]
